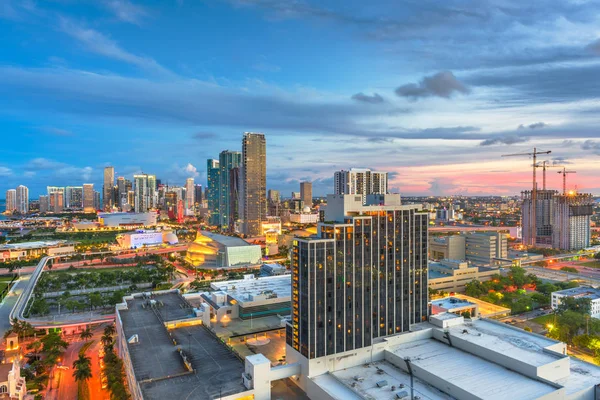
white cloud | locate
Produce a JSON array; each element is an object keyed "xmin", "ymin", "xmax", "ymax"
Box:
[{"xmin": 105, "ymin": 0, "xmax": 149, "ymax": 25}]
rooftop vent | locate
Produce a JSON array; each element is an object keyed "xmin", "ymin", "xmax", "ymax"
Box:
[
  {"xmin": 376, "ymin": 380, "xmax": 388, "ymax": 388},
  {"xmin": 128, "ymin": 334, "xmax": 139, "ymax": 344}
]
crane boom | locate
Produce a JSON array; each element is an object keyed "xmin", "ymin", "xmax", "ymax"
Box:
[
  {"xmin": 501, "ymin": 148, "xmax": 552, "ymax": 246},
  {"xmin": 557, "ymin": 168, "xmax": 577, "ymax": 195}
]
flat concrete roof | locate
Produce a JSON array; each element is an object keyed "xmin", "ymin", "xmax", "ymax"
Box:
[
  {"xmin": 553, "ymin": 286, "xmax": 600, "ymax": 301},
  {"xmin": 431, "ymin": 297, "xmax": 476, "ymax": 310},
  {"xmin": 119, "ymin": 292, "xmax": 247, "ymax": 400},
  {"xmin": 330, "ymin": 361, "xmax": 454, "ymax": 400},
  {"xmin": 390, "ymin": 339, "xmax": 557, "ymax": 400},
  {"xmin": 211, "ymin": 275, "xmax": 291, "ymax": 304}
]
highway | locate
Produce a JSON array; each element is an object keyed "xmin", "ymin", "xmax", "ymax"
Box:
[{"xmin": 0, "ymin": 275, "xmax": 30, "ymax": 337}]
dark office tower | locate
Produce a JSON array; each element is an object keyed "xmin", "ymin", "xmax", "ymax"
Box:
[
  {"xmin": 194, "ymin": 184, "xmax": 203, "ymax": 205},
  {"xmin": 207, "ymin": 159, "xmax": 220, "ymax": 226},
  {"xmin": 287, "ymin": 194, "xmax": 429, "ymax": 360},
  {"xmin": 117, "ymin": 177, "xmax": 126, "ymax": 210},
  {"xmin": 218, "ymin": 150, "xmax": 242, "ymax": 230},
  {"xmin": 103, "ymin": 166, "xmax": 115, "ymax": 211},
  {"xmin": 228, "ymin": 167, "xmax": 240, "ymax": 232},
  {"xmin": 300, "ymin": 182, "xmax": 312, "ymax": 209},
  {"xmin": 240, "ymin": 132, "xmax": 266, "ymax": 236}
]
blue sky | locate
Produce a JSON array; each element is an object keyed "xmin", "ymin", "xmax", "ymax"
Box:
[{"xmin": 1, "ymin": 0, "xmax": 600, "ymax": 198}]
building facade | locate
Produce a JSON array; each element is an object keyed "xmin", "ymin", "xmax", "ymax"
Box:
[
  {"xmin": 103, "ymin": 166, "xmax": 115, "ymax": 211},
  {"xmin": 83, "ymin": 184, "xmax": 94, "ymax": 212},
  {"xmin": 5, "ymin": 189, "xmax": 16, "ymax": 214},
  {"xmin": 241, "ymin": 132, "xmax": 267, "ymax": 236},
  {"xmin": 552, "ymin": 193, "xmax": 593, "ymax": 250},
  {"xmin": 218, "ymin": 150, "xmax": 242, "ymax": 230},
  {"xmin": 300, "ymin": 182, "xmax": 312, "ymax": 209},
  {"xmin": 134, "ymin": 174, "xmax": 156, "ymax": 213},
  {"xmin": 206, "ymin": 159, "xmax": 220, "ymax": 226},
  {"xmin": 288, "ymin": 194, "xmax": 428, "ymax": 359},
  {"xmin": 333, "ymin": 168, "xmax": 388, "ymax": 204},
  {"xmin": 65, "ymin": 186, "xmax": 83, "ymax": 209}
]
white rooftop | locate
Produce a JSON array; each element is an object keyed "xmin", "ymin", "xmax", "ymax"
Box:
[
  {"xmin": 210, "ymin": 275, "xmax": 291, "ymax": 304},
  {"xmin": 389, "ymin": 339, "xmax": 557, "ymax": 400},
  {"xmin": 329, "ymin": 361, "xmax": 454, "ymax": 400},
  {"xmin": 431, "ymin": 297, "xmax": 476, "ymax": 311},
  {"xmin": 0, "ymin": 240, "xmax": 74, "ymax": 250}
]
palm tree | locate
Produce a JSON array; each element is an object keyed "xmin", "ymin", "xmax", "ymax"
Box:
[
  {"xmin": 104, "ymin": 324, "xmax": 116, "ymax": 337},
  {"xmin": 101, "ymin": 333, "xmax": 113, "ymax": 348},
  {"xmin": 72, "ymin": 354, "xmax": 92, "ymax": 382},
  {"xmin": 80, "ymin": 327, "xmax": 93, "ymax": 341}
]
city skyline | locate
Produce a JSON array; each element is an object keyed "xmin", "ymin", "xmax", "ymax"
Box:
[{"xmin": 1, "ymin": 1, "xmax": 600, "ymax": 197}]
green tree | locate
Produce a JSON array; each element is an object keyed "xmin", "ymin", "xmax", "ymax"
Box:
[
  {"xmin": 104, "ymin": 324, "xmax": 116, "ymax": 337},
  {"xmin": 88, "ymin": 292, "xmax": 103, "ymax": 310},
  {"xmin": 72, "ymin": 353, "xmax": 92, "ymax": 382},
  {"xmin": 558, "ymin": 297, "xmax": 592, "ymax": 315},
  {"xmin": 80, "ymin": 327, "xmax": 93, "ymax": 341}
]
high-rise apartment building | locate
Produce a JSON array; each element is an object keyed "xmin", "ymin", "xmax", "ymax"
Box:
[
  {"xmin": 300, "ymin": 182, "xmax": 312, "ymax": 209},
  {"xmin": 65, "ymin": 186, "xmax": 83, "ymax": 209},
  {"xmin": 5, "ymin": 189, "xmax": 16, "ymax": 213},
  {"xmin": 218, "ymin": 150, "xmax": 242, "ymax": 229},
  {"xmin": 185, "ymin": 178, "xmax": 195, "ymax": 210},
  {"xmin": 552, "ymin": 193, "xmax": 593, "ymax": 250},
  {"xmin": 39, "ymin": 195, "xmax": 49, "ymax": 213},
  {"xmin": 83, "ymin": 184, "xmax": 94, "ymax": 212},
  {"xmin": 268, "ymin": 189, "xmax": 280, "ymax": 203},
  {"xmin": 228, "ymin": 167, "xmax": 240, "ymax": 232},
  {"xmin": 207, "ymin": 159, "xmax": 220, "ymax": 226},
  {"xmin": 117, "ymin": 177, "xmax": 128, "ymax": 210},
  {"xmin": 50, "ymin": 190, "xmax": 64, "ymax": 213},
  {"xmin": 287, "ymin": 194, "xmax": 428, "ymax": 359},
  {"xmin": 334, "ymin": 168, "xmax": 388, "ymax": 204},
  {"xmin": 194, "ymin": 184, "xmax": 203, "ymax": 206},
  {"xmin": 47, "ymin": 186, "xmax": 65, "ymax": 208},
  {"xmin": 240, "ymin": 132, "xmax": 266, "ymax": 236},
  {"xmin": 94, "ymin": 191, "xmax": 101, "ymax": 210},
  {"xmin": 103, "ymin": 166, "xmax": 115, "ymax": 211},
  {"xmin": 522, "ymin": 190, "xmax": 593, "ymax": 250},
  {"xmin": 134, "ymin": 174, "xmax": 156, "ymax": 213}
]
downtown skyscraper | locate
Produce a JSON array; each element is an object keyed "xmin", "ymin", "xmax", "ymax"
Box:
[
  {"xmin": 218, "ymin": 150, "xmax": 242, "ymax": 230},
  {"xmin": 83, "ymin": 184, "xmax": 94, "ymax": 212},
  {"xmin": 103, "ymin": 166, "xmax": 115, "ymax": 211},
  {"xmin": 287, "ymin": 194, "xmax": 428, "ymax": 360},
  {"xmin": 334, "ymin": 168, "xmax": 389, "ymax": 204},
  {"xmin": 134, "ymin": 174, "xmax": 156, "ymax": 213},
  {"xmin": 5, "ymin": 189, "xmax": 16, "ymax": 214},
  {"xmin": 185, "ymin": 177, "xmax": 195, "ymax": 211},
  {"xmin": 206, "ymin": 159, "xmax": 220, "ymax": 226},
  {"xmin": 240, "ymin": 132, "xmax": 266, "ymax": 237}
]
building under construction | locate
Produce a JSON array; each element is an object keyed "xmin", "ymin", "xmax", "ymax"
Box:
[{"xmin": 522, "ymin": 190, "xmax": 593, "ymax": 250}]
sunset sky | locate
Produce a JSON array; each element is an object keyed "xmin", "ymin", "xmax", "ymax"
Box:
[{"xmin": 1, "ymin": 0, "xmax": 600, "ymax": 197}]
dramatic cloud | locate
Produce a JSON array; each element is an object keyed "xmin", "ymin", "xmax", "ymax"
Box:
[
  {"xmin": 586, "ymin": 38, "xmax": 600, "ymax": 55},
  {"xmin": 351, "ymin": 92, "xmax": 384, "ymax": 104},
  {"xmin": 57, "ymin": 17, "xmax": 170, "ymax": 75},
  {"xmin": 581, "ymin": 140, "xmax": 600, "ymax": 155},
  {"xmin": 395, "ymin": 71, "xmax": 470, "ymax": 100},
  {"xmin": 518, "ymin": 122, "xmax": 546, "ymax": 130},
  {"xmin": 105, "ymin": 0, "xmax": 148, "ymax": 25},
  {"xmin": 479, "ymin": 135, "xmax": 529, "ymax": 146}
]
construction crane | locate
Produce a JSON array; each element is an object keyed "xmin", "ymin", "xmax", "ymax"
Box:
[
  {"xmin": 502, "ymin": 148, "xmax": 552, "ymax": 246},
  {"xmin": 557, "ymin": 167, "xmax": 576, "ymax": 195},
  {"xmin": 534, "ymin": 161, "xmax": 562, "ymax": 190}
]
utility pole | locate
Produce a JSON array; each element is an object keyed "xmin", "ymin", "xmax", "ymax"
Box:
[{"xmin": 502, "ymin": 148, "xmax": 551, "ymax": 247}]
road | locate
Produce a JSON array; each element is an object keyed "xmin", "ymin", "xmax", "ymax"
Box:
[
  {"xmin": 0, "ymin": 275, "xmax": 31, "ymax": 337},
  {"xmin": 46, "ymin": 326, "xmax": 109, "ymax": 400}
]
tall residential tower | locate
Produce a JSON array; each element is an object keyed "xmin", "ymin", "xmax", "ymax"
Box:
[
  {"xmin": 287, "ymin": 194, "xmax": 428, "ymax": 359},
  {"xmin": 103, "ymin": 166, "xmax": 115, "ymax": 211},
  {"xmin": 240, "ymin": 132, "xmax": 267, "ymax": 236}
]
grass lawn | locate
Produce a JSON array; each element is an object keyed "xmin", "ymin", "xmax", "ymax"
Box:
[
  {"xmin": 580, "ymin": 261, "xmax": 600, "ymax": 268},
  {"xmin": 531, "ymin": 314, "xmax": 555, "ymax": 326},
  {"xmin": 47, "ymin": 266, "xmax": 141, "ymax": 274}
]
